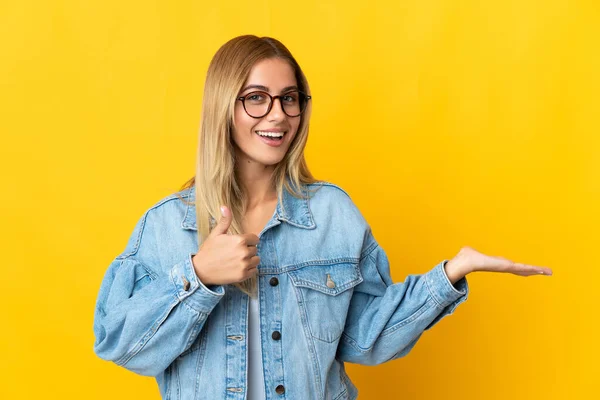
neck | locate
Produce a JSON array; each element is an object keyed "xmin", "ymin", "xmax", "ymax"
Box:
[{"xmin": 235, "ymin": 157, "xmax": 278, "ymax": 210}]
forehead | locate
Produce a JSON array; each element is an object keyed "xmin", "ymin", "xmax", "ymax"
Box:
[{"xmin": 244, "ymin": 58, "xmax": 297, "ymax": 91}]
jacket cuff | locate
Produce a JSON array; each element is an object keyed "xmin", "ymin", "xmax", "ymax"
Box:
[
  {"xmin": 169, "ymin": 253, "xmax": 225, "ymax": 314},
  {"xmin": 425, "ymin": 260, "xmax": 469, "ymax": 310}
]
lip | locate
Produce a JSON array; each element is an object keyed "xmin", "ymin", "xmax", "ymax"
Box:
[{"xmin": 255, "ymin": 130, "xmax": 287, "ymax": 147}]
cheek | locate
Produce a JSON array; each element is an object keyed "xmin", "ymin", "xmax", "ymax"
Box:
[
  {"xmin": 233, "ymin": 109, "xmax": 256, "ymax": 136},
  {"xmin": 289, "ymin": 119, "xmax": 301, "ymax": 138}
]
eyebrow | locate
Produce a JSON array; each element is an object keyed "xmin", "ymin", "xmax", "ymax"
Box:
[{"xmin": 241, "ymin": 84, "xmax": 299, "ymax": 94}]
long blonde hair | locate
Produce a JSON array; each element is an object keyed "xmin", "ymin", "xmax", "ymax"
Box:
[{"xmin": 177, "ymin": 35, "xmax": 320, "ymax": 296}]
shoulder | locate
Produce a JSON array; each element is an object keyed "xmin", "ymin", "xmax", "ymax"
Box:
[
  {"xmin": 306, "ymin": 181, "xmax": 352, "ymax": 201},
  {"xmin": 137, "ymin": 187, "xmax": 193, "ymax": 223},
  {"xmin": 149, "ymin": 187, "xmax": 193, "ymax": 211},
  {"xmin": 144, "ymin": 186, "xmax": 195, "ymax": 227},
  {"xmin": 116, "ymin": 188, "xmax": 193, "ymax": 260},
  {"xmin": 306, "ymin": 180, "xmax": 367, "ymax": 227}
]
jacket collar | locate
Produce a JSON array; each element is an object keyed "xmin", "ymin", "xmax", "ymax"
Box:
[{"xmin": 181, "ymin": 182, "xmax": 316, "ymax": 231}]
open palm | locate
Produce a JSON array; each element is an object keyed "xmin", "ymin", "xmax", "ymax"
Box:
[{"xmin": 452, "ymin": 246, "xmax": 553, "ymax": 277}]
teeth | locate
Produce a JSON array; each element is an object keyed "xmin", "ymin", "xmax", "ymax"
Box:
[{"xmin": 256, "ymin": 131, "xmax": 285, "ymax": 138}]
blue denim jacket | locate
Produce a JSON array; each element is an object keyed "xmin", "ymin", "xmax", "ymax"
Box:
[{"xmin": 93, "ymin": 182, "xmax": 469, "ymax": 400}]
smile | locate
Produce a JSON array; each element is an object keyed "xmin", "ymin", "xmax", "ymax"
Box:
[
  {"xmin": 255, "ymin": 130, "xmax": 286, "ymax": 138},
  {"xmin": 255, "ymin": 130, "xmax": 287, "ymax": 147}
]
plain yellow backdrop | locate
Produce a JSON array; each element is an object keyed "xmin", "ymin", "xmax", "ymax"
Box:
[{"xmin": 1, "ymin": 0, "xmax": 597, "ymax": 399}]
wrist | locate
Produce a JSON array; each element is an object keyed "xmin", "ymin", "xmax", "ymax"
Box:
[
  {"xmin": 192, "ymin": 253, "xmax": 214, "ymax": 286},
  {"xmin": 444, "ymin": 258, "xmax": 471, "ymax": 285}
]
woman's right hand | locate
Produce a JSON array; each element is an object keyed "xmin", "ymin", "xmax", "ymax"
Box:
[{"xmin": 192, "ymin": 205, "xmax": 260, "ymax": 286}]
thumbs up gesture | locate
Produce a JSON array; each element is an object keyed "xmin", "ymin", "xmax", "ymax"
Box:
[{"xmin": 192, "ymin": 206, "xmax": 260, "ymax": 286}]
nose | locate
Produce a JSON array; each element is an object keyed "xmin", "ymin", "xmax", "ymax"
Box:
[{"xmin": 266, "ymin": 96, "xmax": 286, "ymax": 121}]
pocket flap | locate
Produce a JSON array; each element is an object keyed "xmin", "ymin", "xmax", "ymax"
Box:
[{"xmin": 288, "ymin": 262, "xmax": 363, "ymax": 296}]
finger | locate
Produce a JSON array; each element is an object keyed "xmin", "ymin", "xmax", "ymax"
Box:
[
  {"xmin": 242, "ymin": 267, "xmax": 258, "ymax": 281},
  {"xmin": 210, "ymin": 205, "xmax": 232, "ymax": 236},
  {"xmin": 512, "ymin": 269, "xmax": 541, "ymax": 277},
  {"xmin": 239, "ymin": 233, "xmax": 260, "ymax": 247},
  {"xmin": 247, "ymin": 255, "xmax": 260, "ymax": 269},
  {"xmin": 244, "ymin": 245, "xmax": 258, "ymax": 258},
  {"xmin": 513, "ymin": 262, "xmax": 553, "ymax": 276}
]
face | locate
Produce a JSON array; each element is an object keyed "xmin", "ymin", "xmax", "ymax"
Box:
[{"xmin": 232, "ymin": 58, "xmax": 302, "ymax": 168}]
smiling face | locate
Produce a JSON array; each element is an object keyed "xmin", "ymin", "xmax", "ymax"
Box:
[{"xmin": 231, "ymin": 57, "xmax": 302, "ymax": 168}]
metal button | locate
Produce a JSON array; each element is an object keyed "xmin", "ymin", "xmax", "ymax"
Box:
[
  {"xmin": 269, "ymin": 277, "xmax": 279, "ymax": 286},
  {"xmin": 275, "ymin": 385, "xmax": 285, "ymax": 395},
  {"xmin": 271, "ymin": 331, "xmax": 281, "ymax": 340},
  {"xmin": 326, "ymin": 274, "xmax": 335, "ymax": 288},
  {"xmin": 182, "ymin": 275, "xmax": 191, "ymax": 291}
]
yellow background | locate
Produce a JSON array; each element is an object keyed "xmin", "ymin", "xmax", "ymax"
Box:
[{"xmin": 1, "ymin": 0, "xmax": 597, "ymax": 398}]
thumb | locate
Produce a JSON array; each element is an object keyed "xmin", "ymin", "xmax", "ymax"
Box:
[{"xmin": 210, "ymin": 205, "xmax": 232, "ymax": 236}]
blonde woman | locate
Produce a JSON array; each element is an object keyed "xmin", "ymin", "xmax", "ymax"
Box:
[{"xmin": 93, "ymin": 35, "xmax": 552, "ymax": 400}]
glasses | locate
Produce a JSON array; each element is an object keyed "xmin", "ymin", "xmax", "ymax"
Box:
[{"xmin": 237, "ymin": 90, "xmax": 312, "ymax": 118}]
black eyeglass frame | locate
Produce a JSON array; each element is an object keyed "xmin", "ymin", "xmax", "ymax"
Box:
[{"xmin": 236, "ymin": 90, "xmax": 312, "ymax": 119}]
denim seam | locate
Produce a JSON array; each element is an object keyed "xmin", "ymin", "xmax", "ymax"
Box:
[
  {"xmin": 338, "ymin": 298, "xmax": 436, "ymax": 354},
  {"xmin": 290, "ymin": 274, "xmax": 363, "ymax": 296},
  {"xmin": 140, "ymin": 261, "xmax": 158, "ymax": 279},
  {"xmin": 193, "ymin": 326, "xmax": 209, "ymax": 400},
  {"xmin": 425, "ymin": 267, "xmax": 446, "ymax": 309},
  {"xmin": 169, "ymin": 258, "xmax": 220, "ymax": 314},
  {"xmin": 165, "ymin": 364, "xmax": 172, "ymax": 400},
  {"xmin": 340, "ymin": 332, "xmax": 367, "ymax": 354},
  {"xmin": 279, "ymin": 218, "xmax": 316, "ymax": 229},
  {"xmin": 290, "ymin": 279, "xmax": 324, "ymax": 396},
  {"xmin": 115, "ymin": 212, "xmax": 147, "ymax": 259},
  {"xmin": 178, "ymin": 318, "xmax": 203, "ymax": 359},
  {"xmin": 438, "ymin": 261, "xmax": 468, "ymax": 297},
  {"xmin": 308, "ymin": 181, "xmax": 351, "ymax": 199},
  {"xmin": 311, "ymin": 331, "xmax": 343, "ymax": 344},
  {"xmin": 359, "ymin": 241, "xmax": 378, "ymax": 260},
  {"xmin": 181, "ymin": 294, "xmax": 219, "ymax": 315},
  {"xmin": 173, "ymin": 359, "xmax": 181, "ymax": 399},
  {"xmin": 291, "ymin": 271, "xmax": 362, "ymax": 343},
  {"xmin": 333, "ymin": 385, "xmax": 349, "ymax": 400},
  {"xmin": 380, "ymin": 299, "xmax": 436, "ymax": 337},
  {"xmin": 180, "ymin": 299, "xmax": 203, "ymax": 315},
  {"xmin": 260, "ymin": 258, "xmax": 360, "ymax": 275},
  {"xmin": 116, "ymin": 194, "xmax": 185, "ymax": 260},
  {"xmin": 335, "ymin": 363, "xmax": 349, "ymax": 400}
]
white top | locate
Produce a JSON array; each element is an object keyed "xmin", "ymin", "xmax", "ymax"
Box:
[{"xmin": 247, "ymin": 293, "xmax": 266, "ymax": 399}]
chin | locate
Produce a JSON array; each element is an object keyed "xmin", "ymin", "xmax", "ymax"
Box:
[{"xmin": 255, "ymin": 157, "xmax": 285, "ymax": 167}]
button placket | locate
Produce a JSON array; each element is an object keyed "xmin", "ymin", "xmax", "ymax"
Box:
[{"xmin": 255, "ymin": 232, "xmax": 285, "ymax": 396}]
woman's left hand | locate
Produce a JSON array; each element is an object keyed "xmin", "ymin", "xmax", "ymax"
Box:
[{"xmin": 444, "ymin": 246, "xmax": 553, "ymax": 284}]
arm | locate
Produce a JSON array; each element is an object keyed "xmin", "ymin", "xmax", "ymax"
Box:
[
  {"xmin": 336, "ymin": 232, "xmax": 468, "ymax": 365},
  {"xmin": 93, "ymin": 211, "xmax": 225, "ymax": 377}
]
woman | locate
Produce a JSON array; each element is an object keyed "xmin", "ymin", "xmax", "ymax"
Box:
[{"xmin": 93, "ymin": 35, "xmax": 552, "ymax": 400}]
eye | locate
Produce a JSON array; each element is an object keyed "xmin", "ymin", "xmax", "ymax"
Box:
[
  {"xmin": 248, "ymin": 94, "xmax": 263, "ymax": 101},
  {"xmin": 245, "ymin": 92, "xmax": 269, "ymax": 104},
  {"xmin": 282, "ymin": 93, "xmax": 298, "ymax": 103}
]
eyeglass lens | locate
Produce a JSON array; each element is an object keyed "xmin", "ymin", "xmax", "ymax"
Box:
[{"xmin": 243, "ymin": 91, "xmax": 307, "ymax": 118}]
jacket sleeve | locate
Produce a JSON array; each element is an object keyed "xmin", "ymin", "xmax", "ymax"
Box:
[
  {"xmin": 336, "ymin": 230, "xmax": 469, "ymax": 365},
  {"xmin": 93, "ymin": 209, "xmax": 225, "ymax": 377}
]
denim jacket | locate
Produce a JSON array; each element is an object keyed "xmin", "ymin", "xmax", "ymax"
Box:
[{"xmin": 93, "ymin": 182, "xmax": 469, "ymax": 400}]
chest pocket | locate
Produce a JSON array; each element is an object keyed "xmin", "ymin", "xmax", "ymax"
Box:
[{"xmin": 289, "ymin": 261, "xmax": 363, "ymax": 343}]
